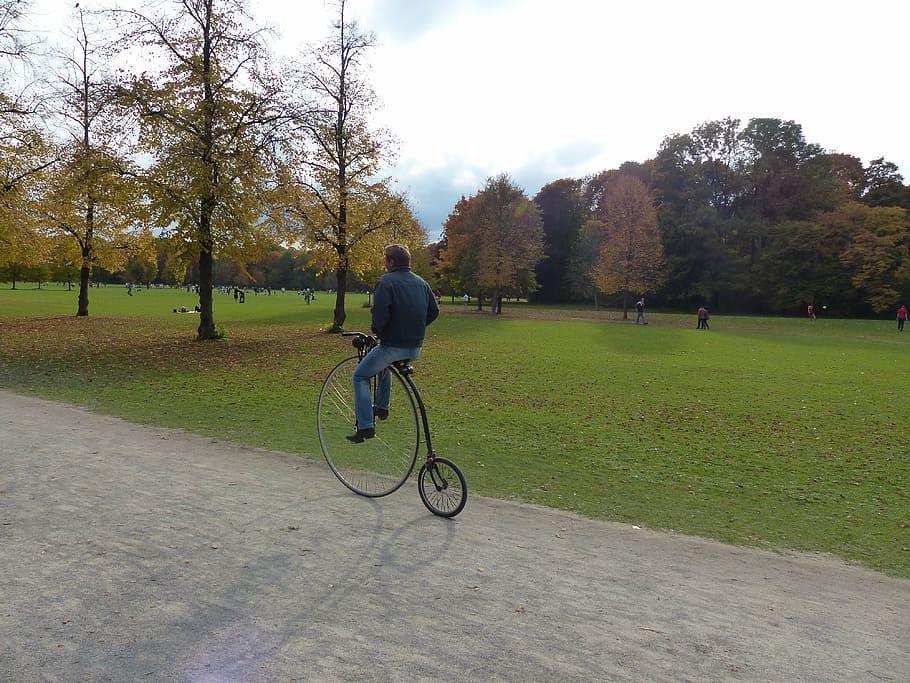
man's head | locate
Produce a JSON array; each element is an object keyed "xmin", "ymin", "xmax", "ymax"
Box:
[{"xmin": 384, "ymin": 244, "xmax": 411, "ymax": 269}]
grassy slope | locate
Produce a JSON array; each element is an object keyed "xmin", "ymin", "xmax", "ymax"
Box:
[{"xmin": 1, "ymin": 283, "xmax": 908, "ymax": 576}]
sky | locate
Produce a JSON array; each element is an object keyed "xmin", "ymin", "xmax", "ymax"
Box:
[
  {"xmin": 31, "ymin": 0, "xmax": 910, "ymax": 240},
  {"xmin": 258, "ymin": 0, "xmax": 909, "ymax": 240}
]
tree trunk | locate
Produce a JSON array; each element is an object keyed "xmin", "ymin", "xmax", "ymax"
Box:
[
  {"xmin": 333, "ymin": 265, "xmax": 348, "ymax": 331},
  {"xmin": 77, "ymin": 207, "xmax": 94, "ymax": 317},
  {"xmin": 77, "ymin": 265, "xmax": 90, "ymax": 317},
  {"xmin": 197, "ymin": 250, "xmax": 216, "ymax": 339}
]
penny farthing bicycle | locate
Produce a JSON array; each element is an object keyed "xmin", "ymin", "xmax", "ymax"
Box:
[{"xmin": 317, "ymin": 333, "xmax": 467, "ymax": 518}]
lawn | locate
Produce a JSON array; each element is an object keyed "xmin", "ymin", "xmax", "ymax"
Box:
[{"xmin": 1, "ymin": 282, "xmax": 908, "ymax": 577}]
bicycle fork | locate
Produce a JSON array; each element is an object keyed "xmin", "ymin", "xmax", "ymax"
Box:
[{"xmin": 401, "ymin": 372, "xmax": 450, "ymax": 492}]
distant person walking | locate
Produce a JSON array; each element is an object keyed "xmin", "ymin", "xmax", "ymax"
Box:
[
  {"xmin": 808, "ymin": 304, "xmax": 815, "ymax": 321},
  {"xmin": 697, "ymin": 306, "xmax": 710, "ymax": 330},
  {"xmin": 636, "ymin": 298, "xmax": 646, "ymax": 324},
  {"xmin": 898, "ymin": 304, "xmax": 908, "ymax": 332}
]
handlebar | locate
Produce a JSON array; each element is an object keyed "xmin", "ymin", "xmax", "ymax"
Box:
[{"xmin": 341, "ymin": 332, "xmax": 377, "ymax": 352}]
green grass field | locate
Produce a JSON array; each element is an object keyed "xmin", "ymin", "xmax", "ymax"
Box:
[{"xmin": 1, "ymin": 282, "xmax": 908, "ymax": 576}]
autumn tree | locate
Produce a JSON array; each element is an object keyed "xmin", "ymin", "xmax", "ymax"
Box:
[
  {"xmin": 0, "ymin": 0, "xmax": 57, "ymax": 281},
  {"xmin": 115, "ymin": 0, "xmax": 290, "ymax": 339},
  {"xmin": 273, "ymin": 0, "xmax": 421, "ymax": 331},
  {"xmin": 474, "ymin": 174, "xmax": 543, "ymax": 312},
  {"xmin": 436, "ymin": 196, "xmax": 479, "ymax": 303},
  {"xmin": 840, "ymin": 204, "xmax": 910, "ymax": 313},
  {"xmin": 0, "ymin": 114, "xmax": 52, "ymax": 279},
  {"xmin": 439, "ymin": 174, "xmax": 543, "ymax": 313},
  {"xmin": 592, "ymin": 175, "xmax": 664, "ymax": 318},
  {"xmin": 565, "ymin": 217, "xmax": 606, "ymax": 305},
  {"xmin": 36, "ymin": 8, "xmax": 150, "ymax": 316}
]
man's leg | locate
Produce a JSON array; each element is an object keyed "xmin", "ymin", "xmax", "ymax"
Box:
[
  {"xmin": 349, "ymin": 345, "xmax": 421, "ymax": 441},
  {"xmin": 374, "ymin": 347, "xmax": 421, "ymax": 417},
  {"xmin": 350, "ymin": 346, "xmax": 393, "ymax": 441}
]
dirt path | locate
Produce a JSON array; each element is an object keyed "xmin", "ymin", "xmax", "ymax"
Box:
[{"xmin": 1, "ymin": 389, "xmax": 907, "ymax": 682}]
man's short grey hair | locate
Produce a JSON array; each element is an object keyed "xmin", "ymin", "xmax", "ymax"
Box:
[{"xmin": 385, "ymin": 244, "xmax": 411, "ymax": 267}]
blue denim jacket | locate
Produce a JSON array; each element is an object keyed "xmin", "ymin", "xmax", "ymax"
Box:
[{"xmin": 371, "ymin": 267, "xmax": 439, "ymax": 347}]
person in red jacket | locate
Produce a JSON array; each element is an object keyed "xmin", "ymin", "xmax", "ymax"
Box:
[{"xmin": 898, "ymin": 304, "xmax": 908, "ymax": 332}]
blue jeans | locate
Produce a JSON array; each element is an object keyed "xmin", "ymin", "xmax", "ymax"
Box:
[{"xmin": 352, "ymin": 344, "xmax": 421, "ymax": 430}]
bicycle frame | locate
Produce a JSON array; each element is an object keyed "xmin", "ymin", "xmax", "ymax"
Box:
[
  {"xmin": 390, "ymin": 361, "xmax": 436, "ymax": 464},
  {"xmin": 348, "ymin": 332, "xmax": 436, "ymax": 463}
]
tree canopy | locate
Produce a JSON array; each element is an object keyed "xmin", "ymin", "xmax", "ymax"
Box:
[{"xmin": 438, "ymin": 173, "xmax": 543, "ymax": 312}]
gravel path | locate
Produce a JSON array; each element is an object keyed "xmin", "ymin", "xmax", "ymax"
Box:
[{"xmin": 1, "ymin": 390, "xmax": 907, "ymax": 682}]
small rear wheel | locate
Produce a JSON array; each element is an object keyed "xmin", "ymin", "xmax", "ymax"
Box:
[{"xmin": 418, "ymin": 457, "xmax": 467, "ymax": 517}]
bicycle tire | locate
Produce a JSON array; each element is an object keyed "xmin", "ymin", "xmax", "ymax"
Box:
[
  {"xmin": 418, "ymin": 457, "xmax": 467, "ymax": 517},
  {"xmin": 318, "ymin": 356, "xmax": 420, "ymax": 497}
]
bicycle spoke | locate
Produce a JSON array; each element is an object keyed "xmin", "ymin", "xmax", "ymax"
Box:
[{"xmin": 318, "ymin": 357, "xmax": 419, "ymax": 497}]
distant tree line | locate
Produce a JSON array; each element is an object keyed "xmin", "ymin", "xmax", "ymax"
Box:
[
  {"xmin": 518, "ymin": 117, "xmax": 910, "ymax": 317},
  {"xmin": 3, "ymin": 2, "xmax": 907, "ymax": 322}
]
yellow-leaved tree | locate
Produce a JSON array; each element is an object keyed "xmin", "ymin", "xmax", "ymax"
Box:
[
  {"xmin": 271, "ymin": 0, "xmax": 423, "ymax": 331},
  {"xmin": 36, "ymin": 8, "xmax": 152, "ymax": 315},
  {"xmin": 0, "ymin": 119, "xmax": 53, "ymax": 284},
  {"xmin": 839, "ymin": 203, "xmax": 910, "ymax": 313},
  {"xmin": 114, "ymin": 0, "xmax": 291, "ymax": 339},
  {"xmin": 591, "ymin": 175, "xmax": 664, "ymax": 318},
  {"xmin": 0, "ymin": 0, "xmax": 55, "ymax": 288}
]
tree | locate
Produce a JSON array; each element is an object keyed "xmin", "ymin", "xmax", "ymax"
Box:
[
  {"xmin": 440, "ymin": 174, "xmax": 543, "ymax": 314},
  {"xmin": 533, "ymin": 178, "xmax": 586, "ymax": 302},
  {"xmin": 475, "ymin": 176, "xmax": 544, "ymax": 313},
  {"xmin": 651, "ymin": 120, "xmax": 749, "ymax": 310},
  {"xmin": 436, "ymin": 196, "xmax": 479, "ymax": 305},
  {"xmin": 0, "ymin": 0, "xmax": 35, "ymax": 66},
  {"xmin": 0, "ymin": 0, "xmax": 55, "ymax": 282},
  {"xmin": 273, "ymin": 0, "xmax": 422, "ymax": 332},
  {"xmin": 738, "ymin": 118, "xmax": 824, "ymax": 223},
  {"xmin": 863, "ymin": 158, "xmax": 910, "ymax": 210},
  {"xmin": 755, "ymin": 218, "xmax": 854, "ymax": 314},
  {"xmin": 840, "ymin": 204, "xmax": 910, "ymax": 313},
  {"xmin": 36, "ymin": 8, "xmax": 149, "ymax": 316},
  {"xmin": 0, "ymin": 0, "xmax": 42, "ymax": 117},
  {"xmin": 116, "ymin": 0, "xmax": 290, "ymax": 339},
  {"xmin": 591, "ymin": 175, "xmax": 664, "ymax": 318},
  {"xmin": 565, "ymin": 217, "xmax": 605, "ymax": 305}
]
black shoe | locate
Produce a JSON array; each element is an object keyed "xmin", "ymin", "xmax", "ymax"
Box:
[
  {"xmin": 374, "ymin": 406, "xmax": 389, "ymax": 421},
  {"xmin": 346, "ymin": 427, "xmax": 375, "ymax": 443}
]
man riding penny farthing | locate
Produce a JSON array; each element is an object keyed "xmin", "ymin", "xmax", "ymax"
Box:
[
  {"xmin": 318, "ymin": 244, "xmax": 467, "ymax": 517},
  {"xmin": 346, "ymin": 244, "xmax": 437, "ymax": 444}
]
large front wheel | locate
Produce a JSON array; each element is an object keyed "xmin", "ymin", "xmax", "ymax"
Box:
[
  {"xmin": 318, "ymin": 356, "xmax": 420, "ymax": 497},
  {"xmin": 418, "ymin": 458, "xmax": 467, "ymax": 517}
]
